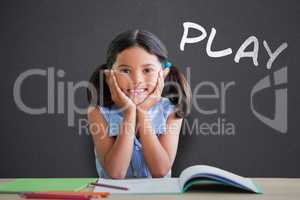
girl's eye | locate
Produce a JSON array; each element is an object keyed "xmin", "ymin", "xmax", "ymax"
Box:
[
  {"xmin": 143, "ymin": 68, "xmax": 154, "ymax": 74},
  {"xmin": 120, "ymin": 68, "xmax": 130, "ymax": 74}
]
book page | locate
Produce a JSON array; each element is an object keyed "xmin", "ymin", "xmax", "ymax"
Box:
[
  {"xmin": 94, "ymin": 178, "xmax": 181, "ymax": 194},
  {"xmin": 179, "ymin": 165, "xmax": 259, "ymax": 193}
]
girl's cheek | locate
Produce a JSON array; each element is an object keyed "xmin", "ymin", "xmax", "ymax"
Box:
[
  {"xmin": 146, "ymin": 72, "xmax": 159, "ymax": 87},
  {"xmin": 115, "ymin": 74, "xmax": 129, "ymax": 92},
  {"xmin": 145, "ymin": 81, "xmax": 157, "ymax": 95}
]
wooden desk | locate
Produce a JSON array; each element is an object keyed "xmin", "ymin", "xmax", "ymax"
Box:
[{"xmin": 0, "ymin": 178, "xmax": 299, "ymax": 200}]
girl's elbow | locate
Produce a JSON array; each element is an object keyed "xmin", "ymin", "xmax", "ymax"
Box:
[
  {"xmin": 152, "ymin": 165, "xmax": 171, "ymax": 178},
  {"xmin": 103, "ymin": 162, "xmax": 127, "ymax": 179},
  {"xmin": 110, "ymin": 173, "xmax": 126, "ymax": 179},
  {"xmin": 108, "ymin": 170, "xmax": 127, "ymax": 179},
  {"xmin": 152, "ymin": 169, "xmax": 169, "ymax": 178},
  {"xmin": 102, "ymin": 158, "xmax": 127, "ymax": 179}
]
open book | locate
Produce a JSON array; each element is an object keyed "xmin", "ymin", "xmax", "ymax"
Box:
[{"xmin": 94, "ymin": 165, "xmax": 262, "ymax": 194}]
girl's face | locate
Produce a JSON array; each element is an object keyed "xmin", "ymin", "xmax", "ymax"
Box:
[{"xmin": 112, "ymin": 46, "xmax": 162, "ymax": 105}]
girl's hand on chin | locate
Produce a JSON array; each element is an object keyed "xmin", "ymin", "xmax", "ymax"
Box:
[
  {"xmin": 137, "ymin": 68, "xmax": 169, "ymax": 114},
  {"xmin": 104, "ymin": 69, "xmax": 136, "ymax": 111}
]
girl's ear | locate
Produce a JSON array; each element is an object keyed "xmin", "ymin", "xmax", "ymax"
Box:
[{"xmin": 162, "ymin": 68, "xmax": 170, "ymax": 79}]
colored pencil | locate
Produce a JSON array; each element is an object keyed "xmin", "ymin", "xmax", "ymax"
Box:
[
  {"xmin": 40, "ymin": 191, "xmax": 110, "ymax": 198},
  {"xmin": 20, "ymin": 192, "xmax": 92, "ymax": 200},
  {"xmin": 90, "ymin": 182, "xmax": 129, "ymax": 191}
]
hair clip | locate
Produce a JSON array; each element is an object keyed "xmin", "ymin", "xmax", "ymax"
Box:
[{"xmin": 164, "ymin": 61, "xmax": 172, "ymax": 68}]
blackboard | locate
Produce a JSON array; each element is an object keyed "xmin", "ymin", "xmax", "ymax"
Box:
[{"xmin": 0, "ymin": 0, "xmax": 299, "ymax": 177}]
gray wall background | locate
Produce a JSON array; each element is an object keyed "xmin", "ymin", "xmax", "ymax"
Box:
[{"xmin": 0, "ymin": 0, "xmax": 299, "ymax": 178}]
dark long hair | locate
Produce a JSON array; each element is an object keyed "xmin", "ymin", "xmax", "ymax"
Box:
[{"xmin": 87, "ymin": 29, "xmax": 191, "ymax": 118}]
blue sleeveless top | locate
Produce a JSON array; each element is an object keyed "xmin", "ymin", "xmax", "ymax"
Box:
[{"xmin": 94, "ymin": 97, "xmax": 176, "ymax": 178}]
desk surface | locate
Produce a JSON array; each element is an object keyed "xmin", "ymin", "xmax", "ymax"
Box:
[{"xmin": 0, "ymin": 178, "xmax": 299, "ymax": 200}]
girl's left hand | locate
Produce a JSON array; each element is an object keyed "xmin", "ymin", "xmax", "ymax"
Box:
[{"xmin": 137, "ymin": 68, "xmax": 170, "ymax": 114}]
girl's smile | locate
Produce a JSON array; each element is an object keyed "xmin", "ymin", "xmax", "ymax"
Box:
[
  {"xmin": 112, "ymin": 46, "xmax": 162, "ymax": 104},
  {"xmin": 127, "ymin": 88, "xmax": 148, "ymax": 96}
]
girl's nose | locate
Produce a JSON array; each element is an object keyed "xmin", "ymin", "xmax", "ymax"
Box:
[{"xmin": 131, "ymin": 71, "xmax": 144, "ymax": 86}]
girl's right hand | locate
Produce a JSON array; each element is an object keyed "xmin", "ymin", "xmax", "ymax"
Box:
[{"xmin": 104, "ymin": 69, "xmax": 136, "ymax": 112}]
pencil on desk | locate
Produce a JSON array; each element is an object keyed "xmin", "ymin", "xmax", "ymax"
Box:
[
  {"xmin": 44, "ymin": 191, "xmax": 110, "ymax": 198},
  {"xmin": 20, "ymin": 192, "xmax": 92, "ymax": 200},
  {"xmin": 90, "ymin": 182, "xmax": 129, "ymax": 191}
]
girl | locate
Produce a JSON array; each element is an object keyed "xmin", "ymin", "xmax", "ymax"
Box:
[{"xmin": 87, "ymin": 30, "xmax": 191, "ymax": 179}]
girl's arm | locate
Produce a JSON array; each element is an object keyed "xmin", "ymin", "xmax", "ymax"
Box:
[
  {"xmin": 88, "ymin": 69, "xmax": 137, "ymax": 179},
  {"xmin": 138, "ymin": 111, "xmax": 183, "ymax": 177},
  {"xmin": 88, "ymin": 106, "xmax": 136, "ymax": 179}
]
